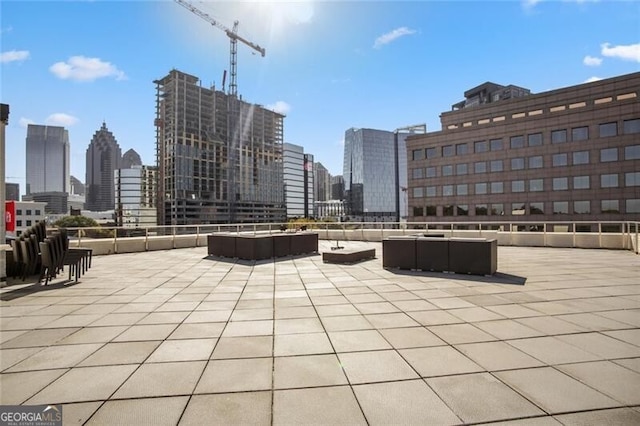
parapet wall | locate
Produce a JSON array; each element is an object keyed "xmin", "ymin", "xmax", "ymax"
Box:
[{"xmin": 68, "ymin": 229, "xmax": 638, "ymax": 256}]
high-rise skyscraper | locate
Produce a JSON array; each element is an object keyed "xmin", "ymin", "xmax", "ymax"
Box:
[
  {"xmin": 343, "ymin": 128, "xmax": 413, "ymax": 221},
  {"xmin": 154, "ymin": 69, "xmax": 285, "ymax": 225},
  {"xmin": 283, "ymin": 143, "xmax": 315, "ymax": 218},
  {"xmin": 121, "ymin": 149, "xmax": 142, "ymax": 169},
  {"xmin": 25, "ymin": 124, "xmax": 70, "ymax": 195},
  {"xmin": 85, "ymin": 122, "xmax": 122, "ymax": 211},
  {"xmin": 314, "ymin": 162, "xmax": 331, "ymax": 202},
  {"xmin": 115, "ymin": 165, "xmax": 157, "ymax": 227}
]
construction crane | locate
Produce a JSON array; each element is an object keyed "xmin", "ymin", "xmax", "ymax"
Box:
[{"xmin": 174, "ymin": 0, "xmax": 266, "ymax": 97}]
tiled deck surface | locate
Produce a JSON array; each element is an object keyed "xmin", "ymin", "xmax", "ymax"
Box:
[{"xmin": 1, "ymin": 241, "xmax": 640, "ymax": 425}]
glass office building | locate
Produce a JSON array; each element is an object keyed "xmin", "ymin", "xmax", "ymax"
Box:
[
  {"xmin": 25, "ymin": 124, "xmax": 70, "ymax": 195},
  {"xmin": 343, "ymin": 128, "xmax": 409, "ymax": 220}
]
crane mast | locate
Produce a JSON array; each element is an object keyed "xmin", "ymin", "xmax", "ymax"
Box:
[{"xmin": 174, "ymin": 0, "xmax": 265, "ymax": 97}]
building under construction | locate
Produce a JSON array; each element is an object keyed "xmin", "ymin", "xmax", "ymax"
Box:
[{"xmin": 154, "ymin": 69, "xmax": 285, "ymax": 225}]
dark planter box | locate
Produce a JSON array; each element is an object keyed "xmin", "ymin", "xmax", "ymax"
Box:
[
  {"xmin": 272, "ymin": 234, "xmax": 292, "ymax": 257},
  {"xmin": 382, "ymin": 236, "xmax": 417, "ymax": 270},
  {"xmin": 236, "ymin": 235, "xmax": 273, "ymax": 260},
  {"xmin": 416, "ymin": 237, "xmax": 449, "ymax": 272},
  {"xmin": 207, "ymin": 234, "xmax": 237, "ymax": 258},
  {"xmin": 448, "ymin": 238, "xmax": 497, "ymax": 275},
  {"xmin": 290, "ymin": 232, "xmax": 318, "ymax": 255}
]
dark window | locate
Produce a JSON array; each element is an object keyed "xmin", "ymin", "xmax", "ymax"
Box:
[
  {"xmin": 626, "ymin": 172, "xmax": 640, "ymax": 187},
  {"xmin": 601, "ymin": 200, "xmax": 620, "ymax": 214},
  {"xmin": 510, "ymin": 135, "xmax": 525, "ymax": 149},
  {"xmin": 573, "ymin": 151, "xmax": 589, "ymax": 165},
  {"xmin": 442, "ymin": 165, "xmax": 453, "ymax": 176},
  {"xmin": 426, "ymin": 147, "xmax": 438, "ymax": 159},
  {"xmin": 475, "ymin": 183, "xmax": 488, "ymax": 194},
  {"xmin": 16, "ymin": 220, "xmax": 22, "ymax": 226},
  {"xmin": 16, "ymin": 209, "xmax": 22, "ymax": 215},
  {"xmin": 490, "ymin": 160, "xmax": 503, "ymax": 172},
  {"xmin": 490, "ymin": 138, "xmax": 503, "ymax": 151},
  {"xmin": 413, "ymin": 187, "xmax": 424, "ymax": 198},
  {"xmin": 552, "ymin": 153, "xmax": 568, "ymax": 167},
  {"xmin": 511, "ymin": 180, "xmax": 525, "ymax": 193},
  {"xmin": 623, "ymin": 119, "xmax": 640, "ymax": 134},
  {"xmin": 474, "ymin": 162, "xmax": 487, "ymax": 174},
  {"xmin": 553, "ymin": 177, "xmax": 568, "ymax": 190},
  {"xmin": 528, "ymin": 156, "xmax": 543, "ymax": 169},
  {"xmin": 426, "ymin": 186, "xmax": 436, "ymax": 197},
  {"xmin": 443, "ymin": 185, "xmax": 454, "ymax": 196},
  {"xmin": 26, "ymin": 220, "xmax": 32, "ymax": 226},
  {"xmin": 456, "ymin": 143, "xmax": 468, "ymax": 155},
  {"xmin": 26, "ymin": 210, "xmax": 32, "ymax": 215},
  {"xmin": 35, "ymin": 210, "xmax": 41, "ymax": 215},
  {"xmin": 412, "ymin": 168, "xmax": 423, "ymax": 179},
  {"xmin": 553, "ymin": 201, "xmax": 569, "ymax": 214},
  {"xmin": 456, "ymin": 184, "xmax": 468, "ymax": 195},
  {"xmin": 574, "ymin": 201, "xmax": 590, "ymax": 214},
  {"xmin": 412, "ymin": 149, "xmax": 424, "ymax": 161},
  {"xmin": 443, "ymin": 205, "xmax": 454, "ymax": 216},
  {"xmin": 528, "ymin": 133, "xmax": 543, "ymax": 146},
  {"xmin": 574, "ymin": 176, "xmax": 590, "ymax": 189},
  {"xmin": 426, "ymin": 205, "xmax": 437, "ymax": 216},
  {"xmin": 413, "ymin": 207, "xmax": 424, "ymax": 217},
  {"xmin": 511, "ymin": 158, "xmax": 525, "ymax": 170},
  {"xmin": 529, "ymin": 202, "xmax": 544, "ymax": 215},
  {"xmin": 490, "ymin": 204, "xmax": 504, "ymax": 216},
  {"xmin": 551, "ymin": 129, "xmax": 567, "ymax": 144},
  {"xmin": 474, "ymin": 140, "xmax": 488, "ymax": 153},
  {"xmin": 491, "ymin": 182, "xmax": 503, "ymax": 194},
  {"xmin": 600, "ymin": 148, "xmax": 617, "ymax": 162},
  {"xmin": 457, "ymin": 205, "xmax": 469, "ymax": 216},
  {"xmin": 529, "ymin": 179, "xmax": 543, "ymax": 192},
  {"xmin": 599, "ymin": 122, "xmax": 617, "ymax": 137},
  {"xmin": 601, "ymin": 174, "xmax": 619, "ymax": 188},
  {"xmin": 571, "ymin": 126, "xmax": 589, "ymax": 141},
  {"xmin": 626, "ymin": 199, "xmax": 640, "ymax": 213},
  {"xmin": 456, "ymin": 164, "xmax": 468, "ymax": 175},
  {"xmin": 625, "ymin": 145, "xmax": 640, "ymax": 160},
  {"xmin": 443, "ymin": 145, "xmax": 454, "ymax": 157},
  {"xmin": 475, "ymin": 204, "xmax": 488, "ymax": 216},
  {"xmin": 511, "ymin": 203, "xmax": 526, "ymax": 215},
  {"xmin": 426, "ymin": 167, "xmax": 436, "ymax": 178}
]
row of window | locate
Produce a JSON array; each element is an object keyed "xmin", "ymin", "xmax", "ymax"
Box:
[
  {"xmin": 15, "ymin": 209, "xmax": 42, "ymax": 216},
  {"xmin": 15, "ymin": 220, "xmax": 35, "ymax": 227},
  {"xmin": 411, "ymin": 119, "xmax": 640, "ymax": 161},
  {"xmin": 412, "ymin": 199, "xmax": 640, "ymax": 217},
  {"xmin": 412, "ymin": 145, "xmax": 640, "ymax": 179},
  {"xmin": 413, "ymin": 172, "xmax": 640, "ymax": 198}
]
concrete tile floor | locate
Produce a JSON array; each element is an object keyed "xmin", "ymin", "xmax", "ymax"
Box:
[{"xmin": 1, "ymin": 241, "xmax": 640, "ymax": 425}]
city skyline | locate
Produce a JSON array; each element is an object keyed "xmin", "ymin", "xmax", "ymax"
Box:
[{"xmin": 2, "ymin": 0, "xmax": 639, "ymax": 195}]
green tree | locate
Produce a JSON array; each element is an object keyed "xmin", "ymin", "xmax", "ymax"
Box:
[{"xmin": 53, "ymin": 216, "xmax": 99, "ymax": 228}]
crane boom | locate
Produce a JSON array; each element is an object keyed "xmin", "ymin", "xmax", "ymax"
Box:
[{"xmin": 174, "ymin": 0, "xmax": 265, "ymax": 96}]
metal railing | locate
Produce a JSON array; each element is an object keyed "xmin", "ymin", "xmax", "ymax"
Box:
[{"xmin": 58, "ymin": 220, "xmax": 639, "ymax": 255}]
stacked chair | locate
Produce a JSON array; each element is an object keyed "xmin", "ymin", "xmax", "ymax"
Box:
[{"xmin": 10, "ymin": 221, "xmax": 93, "ymax": 285}]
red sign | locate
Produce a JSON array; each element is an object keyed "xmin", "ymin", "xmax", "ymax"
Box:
[{"xmin": 5, "ymin": 200, "xmax": 16, "ymax": 232}]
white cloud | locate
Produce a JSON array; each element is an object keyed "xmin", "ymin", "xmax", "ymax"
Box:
[
  {"xmin": 49, "ymin": 56, "xmax": 127, "ymax": 82},
  {"xmin": 19, "ymin": 117, "xmax": 35, "ymax": 128},
  {"xmin": 1, "ymin": 50, "xmax": 30, "ymax": 63},
  {"xmin": 45, "ymin": 113, "xmax": 79, "ymax": 127},
  {"xmin": 266, "ymin": 101, "xmax": 291, "ymax": 115},
  {"xmin": 583, "ymin": 55, "xmax": 602, "ymax": 66},
  {"xmin": 601, "ymin": 42, "xmax": 640, "ymax": 62},
  {"xmin": 1, "ymin": 26, "xmax": 13, "ymax": 34},
  {"xmin": 522, "ymin": 0, "xmax": 543, "ymax": 10},
  {"xmin": 373, "ymin": 27, "xmax": 416, "ymax": 49},
  {"xmin": 584, "ymin": 76, "xmax": 603, "ymax": 83}
]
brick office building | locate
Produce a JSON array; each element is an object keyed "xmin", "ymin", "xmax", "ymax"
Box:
[{"xmin": 407, "ymin": 72, "xmax": 640, "ymax": 227}]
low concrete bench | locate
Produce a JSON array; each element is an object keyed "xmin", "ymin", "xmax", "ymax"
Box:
[
  {"xmin": 323, "ymin": 248, "xmax": 375, "ymax": 264},
  {"xmin": 208, "ymin": 232, "xmax": 318, "ymax": 260}
]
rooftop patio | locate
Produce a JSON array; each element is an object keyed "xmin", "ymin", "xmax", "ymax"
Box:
[{"xmin": 1, "ymin": 241, "xmax": 639, "ymax": 425}]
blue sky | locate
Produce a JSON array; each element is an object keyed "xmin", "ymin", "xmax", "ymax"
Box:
[{"xmin": 2, "ymin": 0, "xmax": 639, "ymax": 194}]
